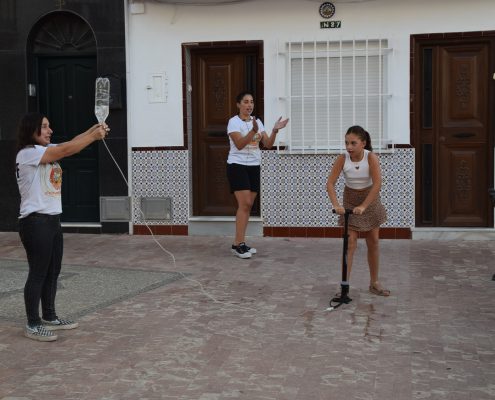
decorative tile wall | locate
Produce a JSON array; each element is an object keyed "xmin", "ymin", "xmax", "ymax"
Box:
[
  {"xmin": 131, "ymin": 150, "xmax": 189, "ymax": 225},
  {"xmin": 380, "ymin": 149, "xmax": 415, "ymax": 227},
  {"xmin": 131, "ymin": 148, "xmax": 415, "ymax": 228},
  {"xmin": 261, "ymin": 149, "xmax": 415, "ymax": 227}
]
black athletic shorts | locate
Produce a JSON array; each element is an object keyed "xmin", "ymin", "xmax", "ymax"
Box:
[{"xmin": 226, "ymin": 163, "xmax": 260, "ymax": 193}]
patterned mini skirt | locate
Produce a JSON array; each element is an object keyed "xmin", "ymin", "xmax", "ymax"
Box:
[{"xmin": 338, "ymin": 185, "xmax": 387, "ymax": 232}]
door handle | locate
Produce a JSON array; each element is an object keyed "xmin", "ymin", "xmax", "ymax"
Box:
[{"xmin": 453, "ymin": 132, "xmax": 475, "ymax": 138}]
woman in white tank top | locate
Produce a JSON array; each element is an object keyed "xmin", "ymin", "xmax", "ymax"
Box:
[{"xmin": 326, "ymin": 125, "xmax": 390, "ymax": 297}]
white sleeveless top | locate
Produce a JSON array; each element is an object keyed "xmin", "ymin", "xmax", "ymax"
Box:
[{"xmin": 342, "ymin": 149, "xmax": 373, "ymax": 190}]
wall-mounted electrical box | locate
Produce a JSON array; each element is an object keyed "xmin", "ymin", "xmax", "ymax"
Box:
[{"xmin": 146, "ymin": 73, "xmax": 168, "ymax": 103}]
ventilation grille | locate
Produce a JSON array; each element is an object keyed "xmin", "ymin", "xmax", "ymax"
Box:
[
  {"xmin": 140, "ymin": 197, "xmax": 172, "ymax": 221},
  {"xmin": 100, "ymin": 197, "xmax": 131, "ymax": 222}
]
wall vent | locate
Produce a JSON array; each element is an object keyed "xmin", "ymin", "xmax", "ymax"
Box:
[
  {"xmin": 140, "ymin": 197, "xmax": 172, "ymax": 221},
  {"xmin": 100, "ymin": 196, "xmax": 131, "ymax": 222}
]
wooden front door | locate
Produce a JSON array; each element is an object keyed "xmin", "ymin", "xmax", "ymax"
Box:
[
  {"xmin": 415, "ymin": 37, "xmax": 494, "ymax": 227},
  {"xmin": 38, "ymin": 56, "xmax": 99, "ymax": 222},
  {"xmin": 191, "ymin": 45, "xmax": 262, "ymax": 216}
]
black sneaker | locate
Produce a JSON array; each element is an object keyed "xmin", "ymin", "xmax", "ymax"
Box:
[
  {"xmin": 24, "ymin": 324, "xmax": 58, "ymax": 342},
  {"xmin": 239, "ymin": 242, "xmax": 257, "ymax": 254},
  {"xmin": 231, "ymin": 244, "xmax": 252, "ymax": 259},
  {"xmin": 42, "ymin": 318, "xmax": 79, "ymax": 331}
]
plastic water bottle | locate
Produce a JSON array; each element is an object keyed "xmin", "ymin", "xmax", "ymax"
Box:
[
  {"xmin": 95, "ymin": 77, "xmax": 110, "ymax": 124},
  {"xmin": 95, "ymin": 104, "xmax": 109, "ymax": 124}
]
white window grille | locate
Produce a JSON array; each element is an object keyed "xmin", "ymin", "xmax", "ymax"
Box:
[{"xmin": 277, "ymin": 39, "xmax": 393, "ymax": 153}]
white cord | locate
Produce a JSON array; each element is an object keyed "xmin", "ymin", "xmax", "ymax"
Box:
[
  {"xmin": 101, "ymin": 138, "xmax": 259, "ymax": 313},
  {"xmin": 102, "ymin": 138, "xmax": 335, "ymax": 315}
]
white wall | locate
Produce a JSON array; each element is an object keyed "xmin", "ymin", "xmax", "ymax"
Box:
[{"xmin": 126, "ymin": 0, "xmax": 495, "ymax": 147}]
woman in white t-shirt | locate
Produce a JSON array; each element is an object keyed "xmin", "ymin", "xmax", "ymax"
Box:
[
  {"xmin": 226, "ymin": 92, "xmax": 288, "ymax": 259},
  {"xmin": 326, "ymin": 125, "xmax": 390, "ymax": 296},
  {"xmin": 16, "ymin": 112, "xmax": 108, "ymax": 341}
]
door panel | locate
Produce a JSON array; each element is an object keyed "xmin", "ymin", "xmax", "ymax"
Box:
[
  {"xmin": 438, "ymin": 145, "xmax": 486, "ymax": 225},
  {"xmin": 39, "ymin": 57, "xmax": 98, "ymax": 222},
  {"xmin": 441, "ymin": 48, "xmax": 486, "ymax": 126},
  {"xmin": 191, "ymin": 47, "xmax": 261, "ymax": 216},
  {"xmin": 437, "ymin": 45, "xmax": 489, "ymax": 226},
  {"xmin": 416, "ymin": 39, "xmax": 493, "ymax": 227},
  {"xmin": 202, "ymin": 143, "xmax": 235, "ymax": 215}
]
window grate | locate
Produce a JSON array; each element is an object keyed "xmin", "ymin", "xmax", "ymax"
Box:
[{"xmin": 277, "ymin": 39, "xmax": 393, "ymax": 154}]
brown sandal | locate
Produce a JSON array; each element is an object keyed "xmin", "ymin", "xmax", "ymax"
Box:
[{"xmin": 369, "ymin": 283, "xmax": 390, "ymax": 297}]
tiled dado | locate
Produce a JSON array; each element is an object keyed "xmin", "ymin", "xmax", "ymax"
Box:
[
  {"xmin": 131, "ymin": 148, "xmax": 415, "ymax": 237},
  {"xmin": 131, "ymin": 149, "xmax": 189, "ymax": 228},
  {"xmin": 261, "ymin": 149, "xmax": 415, "ymax": 229}
]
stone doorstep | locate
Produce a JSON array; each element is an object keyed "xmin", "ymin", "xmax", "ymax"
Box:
[
  {"xmin": 188, "ymin": 216, "xmax": 263, "ymax": 236},
  {"xmin": 411, "ymin": 227, "xmax": 495, "ymax": 241}
]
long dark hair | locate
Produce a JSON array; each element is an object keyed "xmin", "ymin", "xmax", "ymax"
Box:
[
  {"xmin": 345, "ymin": 125, "xmax": 372, "ymax": 151},
  {"xmin": 16, "ymin": 112, "xmax": 45, "ymax": 153}
]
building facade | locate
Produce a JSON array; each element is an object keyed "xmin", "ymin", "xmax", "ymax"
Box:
[
  {"xmin": 1, "ymin": 0, "xmax": 494, "ymax": 239},
  {"xmin": 126, "ymin": 0, "xmax": 495, "ymax": 239}
]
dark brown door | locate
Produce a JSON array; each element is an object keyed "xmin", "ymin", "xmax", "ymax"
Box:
[
  {"xmin": 416, "ymin": 39, "xmax": 494, "ymax": 227},
  {"xmin": 191, "ymin": 46, "xmax": 262, "ymax": 216},
  {"xmin": 39, "ymin": 56, "xmax": 99, "ymax": 222}
]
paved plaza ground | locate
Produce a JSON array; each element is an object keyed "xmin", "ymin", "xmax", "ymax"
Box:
[{"xmin": 0, "ymin": 232, "xmax": 494, "ymax": 400}]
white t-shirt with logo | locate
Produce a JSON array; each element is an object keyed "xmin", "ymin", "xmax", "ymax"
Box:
[
  {"xmin": 16, "ymin": 145, "xmax": 63, "ymax": 218},
  {"xmin": 227, "ymin": 115, "xmax": 265, "ymax": 166}
]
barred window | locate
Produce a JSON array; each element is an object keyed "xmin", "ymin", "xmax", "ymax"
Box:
[{"xmin": 278, "ymin": 39, "xmax": 392, "ymax": 153}]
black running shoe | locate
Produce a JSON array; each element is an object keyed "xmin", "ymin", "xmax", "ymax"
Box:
[
  {"xmin": 231, "ymin": 244, "xmax": 252, "ymax": 259},
  {"xmin": 239, "ymin": 242, "xmax": 257, "ymax": 254}
]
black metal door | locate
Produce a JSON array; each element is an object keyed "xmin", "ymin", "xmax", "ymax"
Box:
[{"xmin": 38, "ymin": 57, "xmax": 99, "ymax": 222}]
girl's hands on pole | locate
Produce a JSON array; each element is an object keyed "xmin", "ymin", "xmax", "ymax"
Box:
[
  {"xmin": 333, "ymin": 206, "xmax": 345, "ymax": 215},
  {"xmin": 353, "ymin": 205, "xmax": 366, "ymax": 215}
]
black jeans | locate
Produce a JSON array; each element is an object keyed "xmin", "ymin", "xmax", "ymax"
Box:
[{"xmin": 19, "ymin": 213, "xmax": 63, "ymax": 326}]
